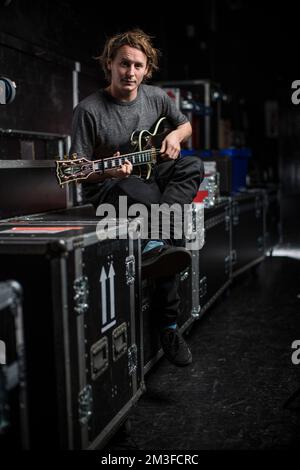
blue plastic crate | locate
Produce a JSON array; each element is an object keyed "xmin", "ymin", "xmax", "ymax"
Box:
[
  {"xmin": 218, "ymin": 147, "xmax": 251, "ymax": 193},
  {"xmin": 181, "ymin": 147, "xmax": 252, "ymax": 194},
  {"xmin": 180, "ymin": 149, "xmax": 202, "ymax": 158},
  {"xmin": 199, "ymin": 149, "xmax": 213, "ymax": 158}
]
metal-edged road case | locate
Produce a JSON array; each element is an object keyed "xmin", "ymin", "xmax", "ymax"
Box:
[
  {"xmin": 231, "ymin": 191, "xmax": 265, "ymax": 277},
  {"xmin": 0, "ymin": 280, "xmax": 28, "ymax": 450},
  {"xmin": 0, "ymin": 219, "xmax": 143, "ymax": 449},
  {"xmin": 142, "ymin": 203, "xmax": 205, "ymax": 373},
  {"xmin": 197, "ymin": 198, "xmax": 232, "ymax": 315}
]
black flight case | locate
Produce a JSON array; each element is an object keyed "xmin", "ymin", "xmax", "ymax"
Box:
[
  {"xmin": 0, "ymin": 280, "xmax": 29, "ymax": 450},
  {"xmin": 142, "ymin": 203, "xmax": 205, "ymax": 373},
  {"xmin": 197, "ymin": 197, "xmax": 232, "ymax": 316},
  {"xmin": 0, "ymin": 217, "xmax": 144, "ymax": 449},
  {"xmin": 231, "ymin": 190, "xmax": 265, "ymax": 277}
]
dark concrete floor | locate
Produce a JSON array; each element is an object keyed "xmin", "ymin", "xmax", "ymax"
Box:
[{"xmin": 104, "ymin": 254, "xmax": 300, "ymax": 450}]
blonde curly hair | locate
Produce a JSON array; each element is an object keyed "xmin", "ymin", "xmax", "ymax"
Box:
[{"xmin": 97, "ymin": 29, "xmax": 160, "ymax": 81}]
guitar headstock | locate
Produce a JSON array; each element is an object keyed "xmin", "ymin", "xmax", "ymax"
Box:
[{"xmin": 55, "ymin": 155, "xmax": 94, "ymax": 185}]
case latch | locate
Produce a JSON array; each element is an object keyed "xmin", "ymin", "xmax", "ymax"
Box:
[
  {"xmin": 199, "ymin": 276, "xmax": 207, "ymax": 298},
  {"xmin": 125, "ymin": 255, "xmax": 135, "ymax": 285},
  {"xmin": 128, "ymin": 344, "xmax": 137, "ymax": 375},
  {"xmin": 112, "ymin": 322, "xmax": 128, "ymax": 362},
  {"xmin": 180, "ymin": 269, "xmax": 189, "ymax": 282},
  {"xmin": 73, "ymin": 275, "xmax": 89, "ymax": 315},
  {"xmin": 191, "ymin": 305, "xmax": 201, "ymax": 319},
  {"xmin": 90, "ymin": 337, "xmax": 109, "ymax": 380},
  {"xmin": 78, "ymin": 384, "xmax": 93, "ymax": 425}
]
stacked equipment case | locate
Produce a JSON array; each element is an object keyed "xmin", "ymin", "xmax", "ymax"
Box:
[
  {"xmin": 0, "ymin": 184, "xmax": 281, "ymax": 448},
  {"xmin": 142, "ymin": 203, "xmax": 205, "ymax": 373},
  {"xmin": 0, "ymin": 280, "xmax": 28, "ymax": 450},
  {"xmin": 0, "ymin": 217, "xmax": 144, "ymax": 449},
  {"xmin": 197, "ymin": 198, "xmax": 232, "ymax": 315},
  {"xmin": 231, "ymin": 191, "xmax": 265, "ymax": 277}
]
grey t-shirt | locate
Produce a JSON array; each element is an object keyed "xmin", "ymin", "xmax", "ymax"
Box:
[{"xmin": 69, "ymin": 84, "xmax": 188, "ymax": 159}]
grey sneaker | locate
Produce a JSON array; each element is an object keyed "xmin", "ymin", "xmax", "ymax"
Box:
[{"xmin": 160, "ymin": 327, "xmax": 192, "ymax": 367}]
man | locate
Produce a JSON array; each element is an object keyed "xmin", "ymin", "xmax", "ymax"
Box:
[{"xmin": 70, "ymin": 29, "xmax": 204, "ymax": 366}]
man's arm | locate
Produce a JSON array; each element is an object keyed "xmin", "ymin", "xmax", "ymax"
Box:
[
  {"xmin": 173, "ymin": 121, "xmax": 193, "ymax": 143},
  {"xmin": 160, "ymin": 121, "xmax": 192, "ymax": 160}
]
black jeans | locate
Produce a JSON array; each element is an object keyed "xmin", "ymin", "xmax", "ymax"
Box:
[{"xmin": 83, "ymin": 156, "xmax": 204, "ymax": 326}]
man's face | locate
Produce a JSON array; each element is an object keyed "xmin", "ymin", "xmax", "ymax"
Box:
[{"xmin": 108, "ymin": 45, "xmax": 149, "ymax": 100}]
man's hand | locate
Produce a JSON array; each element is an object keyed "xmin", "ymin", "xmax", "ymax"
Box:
[
  {"xmin": 160, "ymin": 131, "xmax": 181, "ymax": 160},
  {"xmin": 86, "ymin": 152, "xmax": 133, "ymax": 182},
  {"xmin": 106, "ymin": 152, "xmax": 133, "ymax": 179},
  {"xmin": 160, "ymin": 121, "xmax": 192, "ymax": 160}
]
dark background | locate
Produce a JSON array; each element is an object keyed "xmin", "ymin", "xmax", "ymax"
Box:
[
  {"xmin": 0, "ymin": 1, "xmax": 300, "ymax": 452},
  {"xmin": 0, "ymin": 0, "xmax": 299, "ymax": 239}
]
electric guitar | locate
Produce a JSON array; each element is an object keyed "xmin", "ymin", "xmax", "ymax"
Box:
[{"xmin": 56, "ymin": 116, "xmax": 173, "ymax": 185}]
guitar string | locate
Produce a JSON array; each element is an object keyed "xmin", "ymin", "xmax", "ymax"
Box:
[
  {"xmin": 59, "ymin": 147, "xmax": 160, "ymax": 177},
  {"xmin": 66, "ymin": 148, "xmax": 161, "ymax": 175}
]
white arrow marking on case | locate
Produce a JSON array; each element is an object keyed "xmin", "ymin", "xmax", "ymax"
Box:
[
  {"xmin": 100, "ymin": 266, "xmax": 107, "ymax": 325},
  {"xmin": 108, "ymin": 263, "xmax": 116, "ymax": 320}
]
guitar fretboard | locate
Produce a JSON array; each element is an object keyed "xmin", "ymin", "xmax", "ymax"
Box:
[{"xmin": 93, "ymin": 149, "xmax": 157, "ymax": 172}]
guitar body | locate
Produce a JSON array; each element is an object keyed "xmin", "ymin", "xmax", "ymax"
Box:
[{"xmin": 130, "ymin": 116, "xmax": 172, "ymax": 179}]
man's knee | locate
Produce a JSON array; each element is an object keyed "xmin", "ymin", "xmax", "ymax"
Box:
[
  {"xmin": 115, "ymin": 175, "xmax": 137, "ymax": 190},
  {"xmin": 178, "ymin": 156, "xmax": 204, "ymax": 181},
  {"xmin": 115, "ymin": 175, "xmax": 161, "ymax": 205}
]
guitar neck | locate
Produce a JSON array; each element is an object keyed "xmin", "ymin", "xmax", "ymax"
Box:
[{"xmin": 93, "ymin": 148, "xmax": 158, "ymax": 173}]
